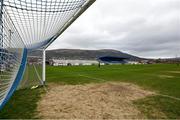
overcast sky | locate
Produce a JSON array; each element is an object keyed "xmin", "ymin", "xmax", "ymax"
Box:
[{"xmin": 48, "ymin": 0, "xmax": 180, "ymax": 58}]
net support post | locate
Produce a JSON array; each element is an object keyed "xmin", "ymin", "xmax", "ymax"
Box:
[{"xmin": 42, "ymin": 49, "xmax": 46, "ymax": 85}]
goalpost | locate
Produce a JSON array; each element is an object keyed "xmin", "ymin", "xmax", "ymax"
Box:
[
  {"xmin": 0, "ymin": 0, "xmax": 95, "ymax": 109},
  {"xmin": 42, "ymin": 49, "xmax": 46, "ymax": 85}
]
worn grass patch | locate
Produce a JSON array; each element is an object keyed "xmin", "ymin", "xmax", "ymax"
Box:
[{"xmin": 37, "ymin": 82, "xmax": 154, "ymax": 119}]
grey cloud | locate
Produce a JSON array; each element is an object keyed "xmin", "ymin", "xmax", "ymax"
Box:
[{"xmin": 48, "ymin": 0, "xmax": 180, "ymax": 58}]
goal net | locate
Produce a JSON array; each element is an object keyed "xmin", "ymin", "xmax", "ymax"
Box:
[{"xmin": 0, "ymin": 0, "xmax": 95, "ymax": 109}]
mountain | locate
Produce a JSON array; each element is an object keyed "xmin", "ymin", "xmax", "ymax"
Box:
[{"xmin": 29, "ymin": 49, "xmax": 142, "ymax": 61}]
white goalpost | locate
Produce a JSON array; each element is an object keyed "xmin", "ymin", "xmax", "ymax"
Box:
[{"xmin": 42, "ymin": 49, "xmax": 46, "ymax": 85}]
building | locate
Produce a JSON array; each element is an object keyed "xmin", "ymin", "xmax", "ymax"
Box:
[
  {"xmin": 49, "ymin": 59, "xmax": 99, "ymax": 66},
  {"xmin": 27, "ymin": 56, "xmax": 42, "ymax": 65},
  {"xmin": 127, "ymin": 61, "xmax": 140, "ymax": 65},
  {"xmin": 0, "ymin": 48, "xmax": 18, "ymax": 71},
  {"xmin": 98, "ymin": 56, "xmax": 140, "ymax": 65}
]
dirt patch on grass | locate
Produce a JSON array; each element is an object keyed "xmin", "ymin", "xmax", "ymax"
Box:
[
  {"xmin": 37, "ymin": 82, "xmax": 154, "ymax": 119},
  {"xmin": 167, "ymin": 71, "xmax": 180, "ymax": 74},
  {"xmin": 159, "ymin": 75, "xmax": 174, "ymax": 78}
]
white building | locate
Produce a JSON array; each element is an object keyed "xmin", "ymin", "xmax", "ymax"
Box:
[
  {"xmin": 127, "ymin": 61, "xmax": 140, "ymax": 65},
  {"xmin": 49, "ymin": 59, "xmax": 99, "ymax": 66}
]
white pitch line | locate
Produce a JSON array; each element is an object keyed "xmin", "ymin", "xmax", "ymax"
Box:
[
  {"xmin": 78, "ymin": 74, "xmax": 106, "ymax": 82},
  {"xmin": 78, "ymin": 74, "xmax": 180, "ymax": 101},
  {"xmin": 155, "ymin": 93, "xmax": 180, "ymax": 101}
]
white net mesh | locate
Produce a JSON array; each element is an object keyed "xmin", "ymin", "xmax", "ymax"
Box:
[
  {"xmin": 4, "ymin": 0, "xmax": 87, "ymax": 49},
  {"xmin": 0, "ymin": 4, "xmax": 26, "ymax": 108}
]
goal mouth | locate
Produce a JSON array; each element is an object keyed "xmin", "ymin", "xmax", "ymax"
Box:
[{"xmin": 0, "ymin": 0, "xmax": 95, "ymax": 110}]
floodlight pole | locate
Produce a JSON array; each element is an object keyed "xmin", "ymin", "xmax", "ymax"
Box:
[
  {"xmin": 9, "ymin": 29, "xmax": 13, "ymax": 48},
  {"xmin": 42, "ymin": 48, "xmax": 46, "ymax": 85},
  {"xmin": 0, "ymin": 0, "xmax": 4, "ymax": 48}
]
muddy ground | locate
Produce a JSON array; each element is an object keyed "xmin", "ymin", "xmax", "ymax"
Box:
[{"xmin": 37, "ymin": 82, "xmax": 154, "ymax": 119}]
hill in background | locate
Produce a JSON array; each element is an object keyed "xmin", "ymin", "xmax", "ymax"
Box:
[{"xmin": 29, "ymin": 49, "xmax": 142, "ymax": 61}]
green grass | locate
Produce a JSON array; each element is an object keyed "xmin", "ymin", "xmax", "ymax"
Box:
[
  {"xmin": 0, "ymin": 87, "xmax": 44, "ymax": 119},
  {"xmin": 47, "ymin": 64, "xmax": 180, "ymax": 97},
  {"xmin": 46, "ymin": 64, "xmax": 180, "ymax": 119},
  {"xmin": 134, "ymin": 96, "xmax": 180, "ymax": 119},
  {"xmin": 0, "ymin": 64, "xmax": 180, "ymax": 118},
  {"xmin": 18, "ymin": 64, "xmax": 42, "ymax": 89}
]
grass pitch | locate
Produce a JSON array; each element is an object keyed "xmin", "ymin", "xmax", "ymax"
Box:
[{"xmin": 0, "ymin": 64, "xmax": 180, "ymax": 118}]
